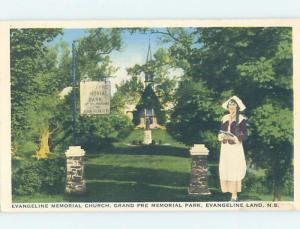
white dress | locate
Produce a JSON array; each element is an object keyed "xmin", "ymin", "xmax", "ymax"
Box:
[{"xmin": 219, "ymin": 114, "xmax": 247, "ymax": 193}]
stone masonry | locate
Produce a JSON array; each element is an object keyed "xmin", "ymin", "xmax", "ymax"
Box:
[
  {"xmin": 65, "ymin": 146, "xmax": 86, "ymax": 194},
  {"xmin": 188, "ymin": 144, "xmax": 211, "ymax": 195}
]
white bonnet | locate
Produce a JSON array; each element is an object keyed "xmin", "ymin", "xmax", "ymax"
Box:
[{"xmin": 222, "ymin": 95, "xmax": 246, "ymax": 111}]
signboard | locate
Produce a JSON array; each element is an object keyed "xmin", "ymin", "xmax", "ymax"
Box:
[{"xmin": 80, "ymin": 81, "xmax": 111, "ymax": 115}]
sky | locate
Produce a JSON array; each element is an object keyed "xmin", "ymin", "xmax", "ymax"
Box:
[{"xmin": 52, "ymin": 29, "xmax": 169, "ymax": 94}]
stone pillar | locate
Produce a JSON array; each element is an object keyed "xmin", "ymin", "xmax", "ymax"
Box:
[
  {"xmin": 65, "ymin": 146, "xmax": 86, "ymax": 194},
  {"xmin": 188, "ymin": 144, "xmax": 211, "ymax": 195},
  {"xmin": 143, "ymin": 130, "xmax": 152, "ymax": 144}
]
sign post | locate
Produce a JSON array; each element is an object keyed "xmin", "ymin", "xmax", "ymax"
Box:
[
  {"xmin": 71, "ymin": 41, "xmax": 77, "ymax": 145},
  {"xmin": 66, "ymin": 40, "xmax": 111, "ymax": 194}
]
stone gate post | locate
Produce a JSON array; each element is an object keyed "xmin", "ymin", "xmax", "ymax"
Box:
[
  {"xmin": 188, "ymin": 144, "xmax": 211, "ymax": 195},
  {"xmin": 65, "ymin": 146, "xmax": 86, "ymax": 194}
]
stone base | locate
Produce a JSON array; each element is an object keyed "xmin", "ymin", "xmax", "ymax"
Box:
[
  {"xmin": 66, "ymin": 181, "xmax": 86, "ymax": 194},
  {"xmin": 188, "ymin": 185, "xmax": 211, "ymax": 195},
  {"xmin": 143, "ymin": 130, "xmax": 152, "ymax": 144}
]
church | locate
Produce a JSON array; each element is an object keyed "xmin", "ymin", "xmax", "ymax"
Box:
[{"xmin": 133, "ymin": 41, "xmax": 165, "ymax": 129}]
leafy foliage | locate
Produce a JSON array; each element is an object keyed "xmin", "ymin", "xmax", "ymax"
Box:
[
  {"xmin": 77, "ymin": 111, "xmax": 133, "ymax": 150},
  {"xmin": 11, "ymin": 29, "xmax": 63, "ymax": 149},
  {"xmin": 76, "ymin": 28, "xmax": 122, "ymax": 80},
  {"xmin": 12, "ymin": 155, "xmax": 66, "ymax": 195},
  {"xmin": 111, "ymin": 76, "xmax": 144, "ymax": 111},
  {"xmin": 168, "ymin": 79, "xmax": 223, "ymax": 149}
]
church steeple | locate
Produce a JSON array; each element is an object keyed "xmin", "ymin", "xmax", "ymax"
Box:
[
  {"xmin": 144, "ymin": 38, "xmax": 154, "ymax": 86},
  {"xmin": 146, "ymin": 38, "xmax": 153, "ymax": 62}
]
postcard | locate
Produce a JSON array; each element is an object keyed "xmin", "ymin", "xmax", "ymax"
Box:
[{"xmin": 0, "ymin": 19, "xmax": 299, "ymax": 212}]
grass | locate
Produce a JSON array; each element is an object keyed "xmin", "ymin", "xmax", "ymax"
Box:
[
  {"xmin": 13, "ymin": 129, "xmax": 293, "ymax": 203},
  {"xmin": 118, "ymin": 128, "xmax": 187, "ymax": 148}
]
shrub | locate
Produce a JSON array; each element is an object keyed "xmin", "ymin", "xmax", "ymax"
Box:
[
  {"xmin": 12, "ymin": 159, "xmax": 43, "ymax": 195},
  {"xmin": 12, "ymin": 155, "xmax": 66, "ymax": 195},
  {"xmin": 151, "ymin": 140, "xmax": 156, "ymax": 145},
  {"xmin": 77, "ymin": 111, "xmax": 133, "ymax": 148},
  {"xmin": 243, "ymin": 169, "xmax": 270, "ymax": 195},
  {"xmin": 39, "ymin": 155, "xmax": 66, "ymax": 194},
  {"xmin": 118, "ymin": 127, "xmax": 134, "ymax": 139}
]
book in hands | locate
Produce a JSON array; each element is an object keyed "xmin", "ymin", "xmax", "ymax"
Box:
[{"xmin": 219, "ymin": 130, "xmax": 235, "ymax": 137}]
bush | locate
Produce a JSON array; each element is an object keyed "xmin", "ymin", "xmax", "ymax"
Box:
[
  {"xmin": 158, "ymin": 140, "xmax": 162, "ymax": 145},
  {"xmin": 151, "ymin": 140, "xmax": 156, "ymax": 145},
  {"xmin": 12, "ymin": 155, "xmax": 66, "ymax": 195},
  {"xmin": 39, "ymin": 155, "xmax": 66, "ymax": 194},
  {"xmin": 243, "ymin": 169, "xmax": 270, "ymax": 195},
  {"xmin": 118, "ymin": 127, "xmax": 134, "ymax": 139},
  {"xmin": 77, "ymin": 111, "xmax": 133, "ymax": 148},
  {"xmin": 12, "ymin": 159, "xmax": 43, "ymax": 195}
]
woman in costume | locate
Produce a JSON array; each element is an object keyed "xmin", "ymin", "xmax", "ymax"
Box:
[{"xmin": 218, "ymin": 96, "xmax": 247, "ymax": 201}]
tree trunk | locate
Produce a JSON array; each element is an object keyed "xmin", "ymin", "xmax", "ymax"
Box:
[
  {"xmin": 273, "ymin": 181, "xmax": 283, "ymax": 201},
  {"xmin": 272, "ymin": 165, "xmax": 283, "ymax": 201},
  {"xmin": 36, "ymin": 129, "xmax": 50, "ymax": 159}
]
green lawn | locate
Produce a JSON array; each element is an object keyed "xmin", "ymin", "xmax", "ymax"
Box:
[
  {"xmin": 13, "ymin": 129, "xmax": 293, "ymax": 203},
  {"xmin": 118, "ymin": 128, "xmax": 187, "ymax": 148}
]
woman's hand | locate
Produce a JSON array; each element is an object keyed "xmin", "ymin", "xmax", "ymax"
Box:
[
  {"xmin": 218, "ymin": 134, "xmax": 239, "ymax": 143},
  {"xmin": 218, "ymin": 133, "xmax": 225, "ymax": 141},
  {"xmin": 227, "ymin": 136, "xmax": 239, "ymax": 143}
]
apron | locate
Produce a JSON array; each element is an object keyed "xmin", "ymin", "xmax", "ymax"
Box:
[{"xmin": 219, "ymin": 122, "xmax": 246, "ymax": 192}]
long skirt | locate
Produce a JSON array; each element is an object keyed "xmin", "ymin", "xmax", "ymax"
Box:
[{"xmin": 219, "ymin": 141, "xmax": 246, "ymax": 193}]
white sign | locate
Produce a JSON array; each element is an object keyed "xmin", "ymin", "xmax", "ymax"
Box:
[{"xmin": 80, "ymin": 81, "xmax": 111, "ymax": 115}]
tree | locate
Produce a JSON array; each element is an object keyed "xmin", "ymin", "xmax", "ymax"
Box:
[
  {"xmin": 250, "ymin": 103, "xmax": 293, "ymax": 200},
  {"xmin": 168, "ymin": 79, "xmax": 224, "ymax": 149},
  {"xmin": 26, "ymin": 95, "xmax": 61, "ymax": 159},
  {"xmin": 11, "ymin": 29, "xmax": 63, "ymax": 153},
  {"xmin": 76, "ymin": 28, "xmax": 122, "ymax": 80},
  {"xmin": 111, "ymin": 75, "xmax": 144, "ymax": 112},
  {"xmin": 76, "ymin": 111, "xmax": 133, "ymax": 150}
]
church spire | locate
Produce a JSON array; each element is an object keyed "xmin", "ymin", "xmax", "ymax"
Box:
[
  {"xmin": 144, "ymin": 38, "xmax": 154, "ymax": 86},
  {"xmin": 146, "ymin": 37, "xmax": 153, "ymax": 62}
]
